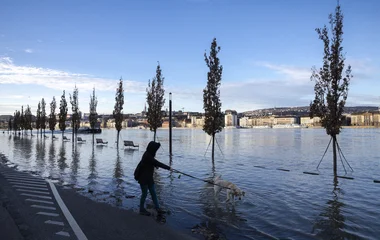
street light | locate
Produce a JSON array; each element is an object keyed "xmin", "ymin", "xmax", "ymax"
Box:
[{"xmin": 169, "ymin": 92, "xmax": 172, "ymax": 156}]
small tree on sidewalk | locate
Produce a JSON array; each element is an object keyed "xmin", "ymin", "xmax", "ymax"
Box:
[
  {"xmin": 203, "ymin": 38, "xmax": 224, "ymax": 161},
  {"xmin": 310, "ymin": 2, "xmax": 352, "ymax": 176},
  {"xmin": 146, "ymin": 62, "xmax": 165, "ymax": 142},
  {"xmin": 113, "ymin": 78, "xmax": 124, "ymax": 145},
  {"xmin": 59, "ymin": 91, "xmax": 68, "ymax": 139},
  {"xmin": 49, "ymin": 96, "xmax": 57, "ymax": 137}
]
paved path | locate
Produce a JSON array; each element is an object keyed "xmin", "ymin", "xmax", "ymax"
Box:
[{"xmin": 0, "ymin": 163, "xmax": 197, "ymax": 240}]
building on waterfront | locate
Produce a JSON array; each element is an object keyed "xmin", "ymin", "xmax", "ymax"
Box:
[
  {"xmin": 191, "ymin": 115, "xmax": 205, "ymax": 128},
  {"xmin": 225, "ymin": 110, "xmax": 238, "ymax": 127},
  {"xmin": 300, "ymin": 116, "xmax": 321, "ymax": 127},
  {"xmin": 350, "ymin": 111, "xmax": 380, "ymax": 126}
]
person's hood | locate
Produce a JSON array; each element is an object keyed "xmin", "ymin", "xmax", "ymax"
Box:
[{"xmin": 146, "ymin": 141, "xmax": 161, "ymax": 157}]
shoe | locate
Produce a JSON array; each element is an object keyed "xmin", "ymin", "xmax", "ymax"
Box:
[
  {"xmin": 156, "ymin": 208, "xmax": 166, "ymax": 214},
  {"xmin": 139, "ymin": 209, "xmax": 151, "ymax": 216}
]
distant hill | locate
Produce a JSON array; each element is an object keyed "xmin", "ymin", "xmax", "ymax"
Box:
[
  {"xmin": 241, "ymin": 106, "xmax": 379, "ymax": 117},
  {"xmin": 0, "ymin": 115, "xmax": 12, "ymax": 121}
]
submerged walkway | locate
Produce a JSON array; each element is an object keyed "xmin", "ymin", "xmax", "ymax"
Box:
[{"xmin": 0, "ymin": 163, "xmax": 196, "ymax": 240}]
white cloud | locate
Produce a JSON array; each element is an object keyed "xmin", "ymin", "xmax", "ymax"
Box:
[
  {"xmin": 0, "ymin": 57, "xmax": 146, "ymax": 93},
  {"xmin": 255, "ymin": 61, "xmax": 311, "ymax": 85},
  {"xmin": 24, "ymin": 49, "xmax": 34, "ymax": 53}
]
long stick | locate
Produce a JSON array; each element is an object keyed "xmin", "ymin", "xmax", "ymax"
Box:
[
  {"xmin": 317, "ymin": 137, "xmax": 332, "ymax": 170},
  {"xmin": 172, "ymin": 168, "xmax": 231, "ymax": 190}
]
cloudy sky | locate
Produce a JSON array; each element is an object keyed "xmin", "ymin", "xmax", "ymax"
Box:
[{"xmin": 0, "ymin": 0, "xmax": 379, "ymax": 115}]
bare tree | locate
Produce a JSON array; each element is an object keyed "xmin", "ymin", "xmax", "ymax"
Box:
[
  {"xmin": 89, "ymin": 87, "xmax": 98, "ymax": 143},
  {"xmin": 203, "ymin": 38, "xmax": 224, "ymax": 161},
  {"xmin": 310, "ymin": 3, "xmax": 352, "ymax": 175},
  {"xmin": 41, "ymin": 98, "xmax": 47, "ymax": 136},
  {"xmin": 59, "ymin": 91, "xmax": 68, "ymax": 139},
  {"xmin": 113, "ymin": 78, "xmax": 124, "ymax": 145},
  {"xmin": 70, "ymin": 85, "xmax": 81, "ymax": 141},
  {"xmin": 49, "ymin": 97, "xmax": 57, "ymax": 137},
  {"xmin": 36, "ymin": 102, "xmax": 41, "ymax": 136},
  {"xmin": 146, "ymin": 62, "xmax": 165, "ymax": 141},
  {"xmin": 24, "ymin": 105, "xmax": 33, "ymax": 135}
]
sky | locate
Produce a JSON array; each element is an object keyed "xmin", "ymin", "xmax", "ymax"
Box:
[{"xmin": 0, "ymin": 0, "xmax": 379, "ymax": 115}]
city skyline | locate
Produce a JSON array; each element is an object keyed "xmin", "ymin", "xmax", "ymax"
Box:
[{"xmin": 1, "ymin": 0, "xmax": 379, "ymax": 115}]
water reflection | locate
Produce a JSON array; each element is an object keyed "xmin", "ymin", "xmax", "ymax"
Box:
[
  {"xmin": 48, "ymin": 139, "xmax": 56, "ymax": 177},
  {"xmin": 313, "ymin": 177, "xmax": 356, "ymax": 239},
  {"xmin": 112, "ymin": 149, "xmax": 125, "ymax": 206},
  {"xmin": 58, "ymin": 141, "xmax": 68, "ymax": 174},
  {"xmin": 35, "ymin": 138, "xmax": 46, "ymax": 174},
  {"xmin": 88, "ymin": 144, "xmax": 98, "ymax": 190},
  {"xmin": 70, "ymin": 143, "xmax": 80, "ymax": 185}
]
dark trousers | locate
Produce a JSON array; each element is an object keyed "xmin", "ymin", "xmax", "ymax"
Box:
[{"xmin": 140, "ymin": 184, "xmax": 159, "ymax": 211}]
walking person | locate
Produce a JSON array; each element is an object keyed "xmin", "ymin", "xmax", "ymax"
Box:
[{"xmin": 134, "ymin": 141, "xmax": 172, "ymax": 216}]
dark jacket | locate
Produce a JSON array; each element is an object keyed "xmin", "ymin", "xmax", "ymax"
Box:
[{"xmin": 135, "ymin": 141, "xmax": 170, "ymax": 185}]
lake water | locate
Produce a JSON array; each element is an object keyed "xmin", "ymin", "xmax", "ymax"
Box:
[{"xmin": 1, "ymin": 128, "xmax": 380, "ymax": 240}]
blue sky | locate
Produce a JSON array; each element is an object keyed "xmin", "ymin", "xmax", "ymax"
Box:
[{"xmin": 0, "ymin": 0, "xmax": 379, "ymax": 115}]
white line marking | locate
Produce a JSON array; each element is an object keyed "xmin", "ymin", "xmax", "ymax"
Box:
[
  {"xmin": 5, "ymin": 176, "xmax": 44, "ymax": 181},
  {"xmin": 48, "ymin": 180, "xmax": 88, "ymax": 240},
  {"xmin": 25, "ymin": 199, "xmax": 54, "ymax": 205},
  {"xmin": 7, "ymin": 178, "xmax": 46, "ymax": 184},
  {"xmin": 56, "ymin": 231, "xmax": 70, "ymax": 237},
  {"xmin": 31, "ymin": 205, "xmax": 57, "ymax": 210},
  {"xmin": 45, "ymin": 220, "xmax": 64, "ymax": 226},
  {"xmin": 4, "ymin": 174, "xmax": 35, "ymax": 178},
  {"xmin": 20, "ymin": 193, "xmax": 52, "ymax": 199},
  {"xmin": 13, "ymin": 185, "xmax": 48, "ymax": 191},
  {"xmin": 9, "ymin": 180, "xmax": 46, "ymax": 186},
  {"xmin": 16, "ymin": 189, "xmax": 50, "ymax": 195},
  {"xmin": 36, "ymin": 212, "xmax": 59, "ymax": 217}
]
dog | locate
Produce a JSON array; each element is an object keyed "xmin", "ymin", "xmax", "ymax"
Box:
[{"xmin": 213, "ymin": 175, "xmax": 245, "ymax": 203}]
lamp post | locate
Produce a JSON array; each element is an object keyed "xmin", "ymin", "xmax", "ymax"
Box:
[{"xmin": 169, "ymin": 92, "xmax": 172, "ymax": 156}]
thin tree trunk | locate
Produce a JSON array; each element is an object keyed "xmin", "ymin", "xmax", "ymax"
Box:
[
  {"xmin": 212, "ymin": 134, "xmax": 215, "ymax": 161},
  {"xmin": 92, "ymin": 133, "xmax": 94, "ymax": 145},
  {"xmin": 154, "ymin": 131, "xmax": 156, "ymax": 142},
  {"xmin": 117, "ymin": 131, "xmax": 120, "ymax": 146},
  {"xmin": 332, "ymin": 135, "xmax": 337, "ymax": 176}
]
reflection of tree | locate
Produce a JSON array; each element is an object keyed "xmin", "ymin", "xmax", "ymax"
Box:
[
  {"xmin": 58, "ymin": 142, "xmax": 68, "ymax": 173},
  {"xmin": 20, "ymin": 136, "xmax": 32, "ymax": 168},
  {"xmin": 112, "ymin": 149, "xmax": 125, "ymax": 207},
  {"xmin": 35, "ymin": 138, "xmax": 46, "ymax": 174},
  {"xmin": 88, "ymin": 144, "xmax": 98, "ymax": 189},
  {"xmin": 313, "ymin": 177, "xmax": 357, "ymax": 239},
  {"xmin": 70, "ymin": 142, "xmax": 80, "ymax": 185},
  {"xmin": 48, "ymin": 139, "xmax": 56, "ymax": 177}
]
